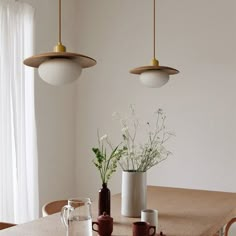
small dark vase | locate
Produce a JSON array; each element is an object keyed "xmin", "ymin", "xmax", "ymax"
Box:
[{"xmin": 98, "ymin": 183, "xmax": 111, "ymax": 216}]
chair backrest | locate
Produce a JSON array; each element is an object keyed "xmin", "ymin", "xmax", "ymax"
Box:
[
  {"xmin": 42, "ymin": 200, "xmax": 68, "ymax": 217},
  {"xmin": 225, "ymin": 217, "xmax": 236, "ymax": 236},
  {"xmin": 0, "ymin": 222, "xmax": 16, "ymax": 230}
]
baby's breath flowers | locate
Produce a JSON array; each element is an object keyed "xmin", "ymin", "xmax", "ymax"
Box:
[
  {"xmin": 92, "ymin": 132, "xmax": 123, "ymax": 184},
  {"xmin": 113, "ymin": 105, "xmax": 174, "ymax": 172}
]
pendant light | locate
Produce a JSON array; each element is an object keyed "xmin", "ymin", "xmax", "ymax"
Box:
[
  {"xmin": 24, "ymin": 0, "xmax": 96, "ymax": 86},
  {"xmin": 130, "ymin": 0, "xmax": 179, "ymax": 88}
]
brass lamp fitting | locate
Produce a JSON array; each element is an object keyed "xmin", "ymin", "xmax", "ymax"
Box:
[
  {"xmin": 54, "ymin": 42, "xmax": 66, "ymax": 52},
  {"xmin": 151, "ymin": 58, "xmax": 159, "ymax": 66}
]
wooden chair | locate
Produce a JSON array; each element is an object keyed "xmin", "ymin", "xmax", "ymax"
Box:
[
  {"xmin": 0, "ymin": 222, "xmax": 16, "ymax": 230},
  {"xmin": 213, "ymin": 218, "xmax": 236, "ymax": 236},
  {"xmin": 42, "ymin": 200, "xmax": 67, "ymax": 217},
  {"xmin": 225, "ymin": 217, "xmax": 236, "ymax": 236}
]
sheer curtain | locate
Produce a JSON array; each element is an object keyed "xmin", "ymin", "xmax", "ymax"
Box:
[{"xmin": 0, "ymin": 0, "xmax": 38, "ymax": 223}]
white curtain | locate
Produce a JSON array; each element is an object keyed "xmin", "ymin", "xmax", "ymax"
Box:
[{"xmin": 0, "ymin": 0, "xmax": 38, "ymax": 223}]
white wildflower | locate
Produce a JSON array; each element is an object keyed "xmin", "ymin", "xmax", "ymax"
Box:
[
  {"xmin": 100, "ymin": 134, "xmax": 108, "ymax": 142},
  {"xmin": 121, "ymin": 127, "xmax": 129, "ymax": 133}
]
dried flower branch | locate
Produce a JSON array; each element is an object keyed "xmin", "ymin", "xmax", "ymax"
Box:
[{"xmin": 113, "ymin": 106, "xmax": 174, "ymax": 172}]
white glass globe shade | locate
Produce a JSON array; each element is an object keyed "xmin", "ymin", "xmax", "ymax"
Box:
[
  {"xmin": 140, "ymin": 70, "xmax": 169, "ymax": 88},
  {"xmin": 38, "ymin": 58, "xmax": 82, "ymax": 86}
]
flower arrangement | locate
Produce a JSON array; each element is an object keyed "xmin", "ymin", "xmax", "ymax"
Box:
[
  {"xmin": 92, "ymin": 133, "xmax": 123, "ymax": 184},
  {"xmin": 113, "ymin": 106, "xmax": 174, "ymax": 172}
]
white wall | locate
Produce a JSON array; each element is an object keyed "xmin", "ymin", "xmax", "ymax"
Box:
[
  {"xmin": 26, "ymin": 0, "xmax": 78, "ymax": 212},
  {"xmin": 75, "ymin": 1, "xmax": 236, "ymax": 234},
  {"xmin": 75, "ymin": 1, "xmax": 236, "ymax": 232},
  {"xmin": 27, "ymin": 0, "xmax": 236, "ymax": 234}
]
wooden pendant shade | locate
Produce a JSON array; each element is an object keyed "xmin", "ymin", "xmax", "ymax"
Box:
[
  {"xmin": 130, "ymin": 65, "xmax": 179, "ymax": 75},
  {"xmin": 24, "ymin": 52, "xmax": 96, "ymax": 69}
]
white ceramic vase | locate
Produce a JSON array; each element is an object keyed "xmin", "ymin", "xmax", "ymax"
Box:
[{"xmin": 121, "ymin": 171, "xmax": 147, "ymax": 217}]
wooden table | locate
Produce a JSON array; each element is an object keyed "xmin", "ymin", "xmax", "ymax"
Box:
[
  {"xmin": 1, "ymin": 186, "xmax": 236, "ymax": 236},
  {"xmin": 110, "ymin": 186, "xmax": 236, "ymax": 236}
]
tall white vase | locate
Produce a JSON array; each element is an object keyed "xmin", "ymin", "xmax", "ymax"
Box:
[{"xmin": 121, "ymin": 171, "xmax": 147, "ymax": 217}]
